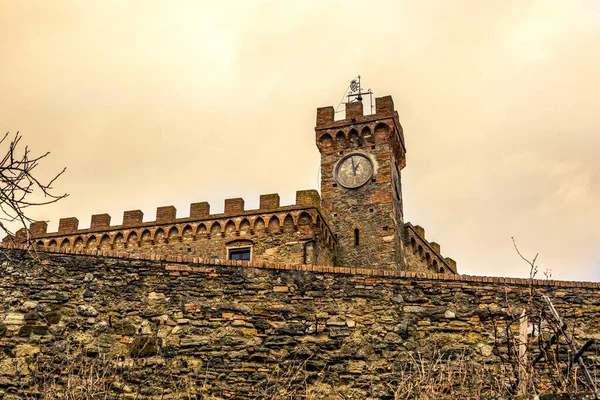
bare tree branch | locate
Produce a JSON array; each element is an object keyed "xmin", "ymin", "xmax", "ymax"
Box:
[{"xmin": 0, "ymin": 131, "xmax": 68, "ymax": 243}]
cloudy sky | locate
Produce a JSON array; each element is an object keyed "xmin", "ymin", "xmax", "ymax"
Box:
[{"xmin": 1, "ymin": 1, "xmax": 598, "ymax": 280}]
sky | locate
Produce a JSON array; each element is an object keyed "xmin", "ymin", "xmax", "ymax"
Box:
[{"xmin": 1, "ymin": 1, "xmax": 598, "ymax": 281}]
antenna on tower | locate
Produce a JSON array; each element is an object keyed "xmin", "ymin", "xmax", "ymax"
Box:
[{"xmin": 335, "ymin": 75, "xmax": 375, "ymax": 116}]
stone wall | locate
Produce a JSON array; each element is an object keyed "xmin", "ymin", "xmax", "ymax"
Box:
[
  {"xmin": 24, "ymin": 190, "xmax": 336, "ymax": 267},
  {"xmin": 403, "ymin": 223, "xmax": 457, "ymax": 274},
  {"xmin": 0, "ymin": 245, "xmax": 599, "ymax": 399}
]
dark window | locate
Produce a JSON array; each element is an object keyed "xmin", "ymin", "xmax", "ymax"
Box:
[
  {"xmin": 354, "ymin": 228, "xmax": 360, "ymax": 246},
  {"xmin": 229, "ymin": 247, "xmax": 251, "ymax": 261}
]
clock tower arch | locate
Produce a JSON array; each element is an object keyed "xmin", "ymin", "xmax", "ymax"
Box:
[{"xmin": 315, "ymin": 96, "xmax": 407, "ymax": 269}]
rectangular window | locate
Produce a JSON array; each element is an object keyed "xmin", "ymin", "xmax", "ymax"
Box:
[{"xmin": 228, "ymin": 247, "xmax": 251, "ymax": 261}]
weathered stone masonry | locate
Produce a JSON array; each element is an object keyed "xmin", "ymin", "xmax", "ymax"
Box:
[
  {"xmin": 1, "ymin": 244, "xmax": 599, "ymax": 398},
  {"xmin": 26, "ymin": 190, "xmax": 336, "ymax": 267}
]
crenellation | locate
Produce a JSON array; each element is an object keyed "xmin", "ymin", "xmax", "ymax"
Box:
[
  {"xmin": 123, "ymin": 210, "xmax": 143, "ymax": 226},
  {"xmin": 316, "ymin": 106, "xmax": 334, "ymax": 126},
  {"xmin": 29, "ymin": 221, "xmax": 47, "ymax": 236},
  {"xmin": 404, "ymin": 223, "xmax": 455, "ymax": 274},
  {"xmin": 259, "ymin": 193, "xmax": 280, "ymax": 209},
  {"xmin": 31, "ymin": 205, "xmax": 336, "ymax": 266},
  {"xmin": 413, "ymin": 224, "xmax": 425, "ymax": 238},
  {"xmin": 91, "ymin": 213, "xmax": 111, "ymax": 229},
  {"xmin": 345, "ymin": 100, "xmax": 363, "ymax": 119},
  {"xmin": 156, "ymin": 206, "xmax": 176, "ymax": 222},
  {"xmin": 375, "ymin": 95, "xmax": 394, "ymax": 114},
  {"xmin": 190, "ymin": 201, "xmax": 210, "ymax": 218},
  {"xmin": 295, "ymin": 189, "xmax": 320, "ymax": 207},
  {"xmin": 58, "ymin": 217, "xmax": 79, "ymax": 234},
  {"xmin": 445, "ymin": 257, "xmax": 457, "ymax": 270},
  {"xmin": 224, "ymin": 198, "xmax": 244, "ymax": 214}
]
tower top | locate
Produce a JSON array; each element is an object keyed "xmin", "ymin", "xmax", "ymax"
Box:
[
  {"xmin": 315, "ymin": 95, "xmax": 397, "ymax": 128},
  {"xmin": 315, "ymin": 94, "xmax": 405, "ymax": 169}
]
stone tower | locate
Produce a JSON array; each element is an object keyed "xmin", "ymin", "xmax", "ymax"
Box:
[{"xmin": 315, "ymin": 96, "xmax": 406, "ymax": 269}]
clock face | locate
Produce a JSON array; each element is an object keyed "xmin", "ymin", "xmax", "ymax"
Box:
[{"xmin": 334, "ymin": 153, "xmax": 374, "ymax": 189}]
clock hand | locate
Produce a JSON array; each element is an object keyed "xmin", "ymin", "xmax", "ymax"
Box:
[
  {"xmin": 351, "ymin": 157, "xmax": 357, "ymax": 175},
  {"xmin": 354, "ymin": 159, "xmax": 361, "ymax": 175}
]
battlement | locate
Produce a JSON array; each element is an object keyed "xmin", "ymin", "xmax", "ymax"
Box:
[
  {"xmin": 315, "ymin": 95, "xmax": 406, "ymax": 169},
  {"xmin": 27, "ymin": 190, "xmax": 337, "ymax": 267},
  {"xmin": 30, "ymin": 189, "xmax": 330, "ymax": 237},
  {"xmin": 316, "ymin": 96, "xmax": 396, "ymax": 127},
  {"xmin": 403, "ymin": 222, "xmax": 457, "ymax": 274},
  {"xmin": 31, "ymin": 190, "xmax": 324, "ymax": 236}
]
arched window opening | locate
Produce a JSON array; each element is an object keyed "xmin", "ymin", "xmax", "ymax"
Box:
[{"xmin": 354, "ymin": 228, "xmax": 360, "ymax": 246}]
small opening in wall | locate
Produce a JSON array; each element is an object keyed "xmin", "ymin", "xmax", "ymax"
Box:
[
  {"xmin": 354, "ymin": 228, "xmax": 360, "ymax": 246},
  {"xmin": 187, "ymin": 247, "xmax": 191, "ymax": 252},
  {"xmin": 333, "ymin": 183, "xmax": 337, "ymax": 187},
  {"xmin": 383, "ymin": 226, "xmax": 389, "ymax": 231},
  {"xmin": 371, "ymin": 145, "xmax": 376, "ymax": 149},
  {"xmin": 228, "ymin": 247, "xmax": 251, "ymax": 261},
  {"xmin": 339, "ymin": 151, "xmax": 343, "ymax": 155},
  {"xmin": 371, "ymin": 178, "xmax": 376, "ymax": 182},
  {"xmin": 333, "ymin": 213, "xmax": 337, "ymax": 217},
  {"xmin": 369, "ymin": 208, "xmax": 374, "ymax": 213}
]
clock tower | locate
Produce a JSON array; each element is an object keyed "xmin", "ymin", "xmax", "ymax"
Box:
[{"xmin": 315, "ymin": 96, "xmax": 407, "ymax": 269}]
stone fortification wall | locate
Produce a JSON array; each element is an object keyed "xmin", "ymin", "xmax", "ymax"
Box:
[
  {"xmin": 0, "ymin": 244, "xmax": 599, "ymax": 399},
  {"xmin": 24, "ymin": 190, "xmax": 336, "ymax": 267},
  {"xmin": 403, "ymin": 222, "xmax": 457, "ymax": 274}
]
